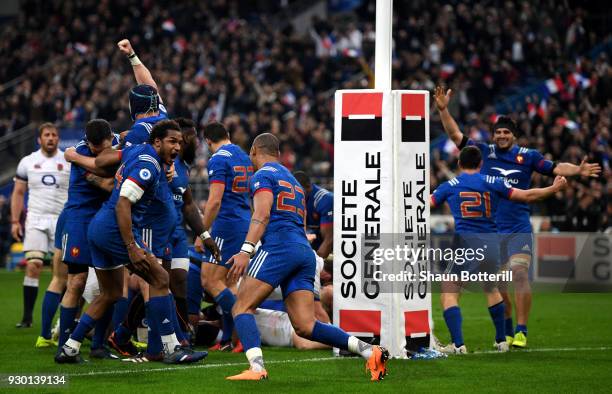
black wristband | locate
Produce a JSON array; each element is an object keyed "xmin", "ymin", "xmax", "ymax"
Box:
[{"xmin": 458, "ymin": 135, "xmax": 469, "ymax": 150}]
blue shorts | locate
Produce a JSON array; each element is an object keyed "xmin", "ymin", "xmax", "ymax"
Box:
[
  {"xmin": 443, "ymin": 233, "xmax": 501, "ymax": 276},
  {"xmin": 169, "ymin": 226, "xmax": 189, "ymax": 260},
  {"xmin": 138, "ymin": 226, "xmax": 172, "ymax": 260},
  {"xmin": 247, "ymin": 242, "xmax": 315, "ymax": 299},
  {"xmin": 53, "ymin": 210, "xmax": 67, "ymax": 250},
  {"xmin": 500, "ymin": 233, "xmax": 533, "ymax": 264},
  {"xmin": 187, "ymin": 261, "xmax": 203, "ymax": 314},
  {"xmin": 88, "ymin": 209, "xmax": 149, "ymax": 270},
  {"xmin": 61, "ymin": 220, "xmax": 93, "ymax": 266},
  {"xmin": 203, "ymin": 230, "xmax": 247, "ymax": 267}
]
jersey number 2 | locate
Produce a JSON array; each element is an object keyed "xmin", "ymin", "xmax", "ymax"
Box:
[
  {"xmin": 231, "ymin": 166, "xmax": 253, "ymax": 193},
  {"xmin": 459, "ymin": 191, "xmax": 491, "ymax": 218}
]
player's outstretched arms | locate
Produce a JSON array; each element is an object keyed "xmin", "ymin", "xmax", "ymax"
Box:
[
  {"xmin": 94, "ymin": 148, "xmax": 122, "ymax": 172},
  {"xmin": 553, "ymin": 155, "xmax": 602, "ymax": 178},
  {"xmin": 434, "ymin": 86, "xmax": 464, "ymax": 146},
  {"xmin": 227, "ymin": 190, "xmax": 272, "ymax": 283},
  {"xmin": 117, "ymin": 39, "xmax": 159, "ymax": 92},
  {"xmin": 65, "ymin": 147, "xmax": 115, "ymax": 177},
  {"xmin": 183, "ymin": 186, "xmax": 221, "ymax": 262},
  {"xmin": 510, "ymin": 176, "xmax": 567, "ymax": 203}
]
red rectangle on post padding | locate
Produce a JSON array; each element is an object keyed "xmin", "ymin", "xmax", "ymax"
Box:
[
  {"xmin": 342, "ymin": 93, "xmax": 383, "ymax": 117},
  {"xmin": 339, "ymin": 310, "xmax": 381, "ymax": 336},
  {"xmin": 401, "ymin": 93, "xmax": 425, "ymax": 118},
  {"xmin": 404, "ymin": 310, "xmax": 430, "ymax": 336}
]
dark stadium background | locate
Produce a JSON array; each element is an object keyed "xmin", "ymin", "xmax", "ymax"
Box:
[{"xmin": 0, "ymin": 0, "xmax": 610, "ymax": 264}]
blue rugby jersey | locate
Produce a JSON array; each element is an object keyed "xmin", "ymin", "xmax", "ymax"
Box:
[
  {"xmin": 207, "ymin": 143, "xmax": 253, "ymax": 233},
  {"xmin": 249, "ymin": 162, "xmax": 309, "ymax": 246},
  {"xmin": 169, "ymin": 158, "xmax": 190, "ymax": 225},
  {"xmin": 431, "ymin": 172, "xmax": 514, "ymax": 234},
  {"xmin": 101, "ymin": 144, "xmax": 163, "ymax": 227},
  {"xmin": 123, "ymin": 102, "xmax": 168, "ymax": 146},
  {"xmin": 463, "ymin": 140, "xmax": 555, "ymax": 232},
  {"xmin": 62, "ymin": 134, "xmax": 121, "ymax": 220},
  {"xmin": 305, "ymin": 183, "xmax": 333, "ymax": 250}
]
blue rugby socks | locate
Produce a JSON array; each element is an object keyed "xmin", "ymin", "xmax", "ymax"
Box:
[
  {"xmin": 40, "ymin": 290, "xmax": 62, "ymax": 339},
  {"xmin": 214, "ymin": 288, "xmax": 236, "ymax": 344},
  {"xmin": 488, "ymin": 302, "xmax": 506, "ymax": 343},
  {"xmin": 443, "ymin": 306, "xmax": 464, "ymax": 347}
]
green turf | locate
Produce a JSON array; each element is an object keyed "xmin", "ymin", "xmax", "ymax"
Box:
[{"xmin": 0, "ymin": 270, "xmax": 611, "ymax": 393}]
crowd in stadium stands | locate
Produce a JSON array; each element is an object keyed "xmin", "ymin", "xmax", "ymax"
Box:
[{"xmin": 0, "ymin": 0, "xmax": 609, "ymax": 232}]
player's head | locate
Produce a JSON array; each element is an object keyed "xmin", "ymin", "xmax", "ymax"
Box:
[
  {"xmin": 202, "ymin": 122, "xmax": 230, "ymax": 153},
  {"xmin": 175, "ymin": 117, "xmax": 198, "ymax": 164},
  {"xmin": 149, "ymin": 120, "xmax": 181, "ymax": 165},
  {"xmin": 250, "ymin": 133, "xmax": 280, "ymax": 169},
  {"xmin": 293, "ymin": 171, "xmax": 312, "ymax": 193},
  {"xmin": 492, "ymin": 116, "xmax": 518, "ymax": 150},
  {"xmin": 85, "ymin": 119, "xmax": 113, "ymax": 155},
  {"xmin": 129, "ymin": 84, "xmax": 159, "ymax": 120},
  {"xmin": 38, "ymin": 122, "xmax": 59, "ymax": 155},
  {"xmin": 458, "ymin": 146, "xmax": 482, "ymax": 171}
]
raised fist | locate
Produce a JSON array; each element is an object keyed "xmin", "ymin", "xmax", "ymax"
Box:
[{"xmin": 117, "ymin": 39, "xmax": 134, "ymax": 55}]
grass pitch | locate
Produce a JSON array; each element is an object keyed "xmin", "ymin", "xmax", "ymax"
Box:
[{"xmin": 0, "ymin": 270, "xmax": 611, "ymax": 393}]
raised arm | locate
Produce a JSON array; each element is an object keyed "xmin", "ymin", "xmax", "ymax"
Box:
[
  {"xmin": 509, "ymin": 176, "xmax": 567, "ymax": 203},
  {"xmin": 553, "ymin": 156, "xmax": 601, "ymax": 178},
  {"xmin": 434, "ymin": 86, "xmax": 465, "ymax": 146},
  {"xmin": 117, "ymin": 39, "xmax": 159, "ymax": 92}
]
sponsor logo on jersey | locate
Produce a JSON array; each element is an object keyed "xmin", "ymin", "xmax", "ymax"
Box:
[
  {"xmin": 488, "ymin": 152, "xmax": 497, "ymax": 159},
  {"xmin": 57, "ymin": 163, "xmax": 63, "ymax": 171},
  {"xmin": 522, "ymin": 244, "xmax": 531, "ymax": 252},
  {"xmin": 516, "ymin": 155, "xmax": 524, "ymax": 164},
  {"xmin": 492, "ymin": 167, "xmax": 522, "ymax": 177},
  {"xmin": 71, "ymin": 247, "xmax": 80, "ymax": 258},
  {"xmin": 41, "ymin": 174, "xmax": 57, "ymax": 186}
]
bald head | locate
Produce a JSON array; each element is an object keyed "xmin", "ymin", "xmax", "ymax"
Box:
[
  {"xmin": 250, "ymin": 132, "xmax": 281, "ymax": 170},
  {"xmin": 252, "ymin": 133, "xmax": 280, "ymax": 156}
]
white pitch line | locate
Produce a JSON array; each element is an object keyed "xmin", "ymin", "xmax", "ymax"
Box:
[
  {"xmin": 470, "ymin": 346, "xmax": 612, "ymax": 355},
  {"xmin": 63, "ymin": 346, "xmax": 612, "ymax": 378},
  {"xmin": 66, "ymin": 356, "xmax": 348, "ymax": 377}
]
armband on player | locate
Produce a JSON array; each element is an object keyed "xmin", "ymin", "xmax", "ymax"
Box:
[
  {"xmin": 199, "ymin": 231, "xmax": 211, "ymax": 241},
  {"xmin": 240, "ymin": 241, "xmax": 256, "ymax": 257}
]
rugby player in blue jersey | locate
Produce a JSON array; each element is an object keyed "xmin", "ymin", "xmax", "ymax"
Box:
[
  {"xmin": 225, "ymin": 133, "xmax": 389, "ymax": 381},
  {"xmin": 55, "ymin": 120, "xmax": 206, "ymax": 364},
  {"xmin": 200, "ymin": 122, "xmax": 253, "ymax": 352},
  {"xmin": 55, "ymin": 120, "xmax": 119, "ymax": 359},
  {"xmin": 434, "ymin": 87, "xmax": 600, "ymax": 347},
  {"xmin": 431, "ymin": 146, "xmax": 566, "ymax": 353}
]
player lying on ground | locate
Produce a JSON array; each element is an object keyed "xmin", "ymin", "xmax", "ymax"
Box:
[
  {"xmin": 431, "ymin": 146, "xmax": 567, "ymax": 354},
  {"xmin": 225, "ymin": 133, "xmax": 389, "ymax": 381},
  {"xmin": 434, "ymin": 86, "xmax": 600, "ymax": 348},
  {"xmin": 55, "ymin": 120, "xmax": 206, "ymax": 364}
]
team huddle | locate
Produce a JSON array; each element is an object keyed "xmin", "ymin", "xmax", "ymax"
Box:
[
  {"xmin": 10, "ymin": 40, "xmax": 601, "ymax": 382},
  {"xmin": 11, "ymin": 39, "xmax": 388, "ymax": 381}
]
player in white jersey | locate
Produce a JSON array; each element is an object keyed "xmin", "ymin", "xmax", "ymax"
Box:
[{"xmin": 11, "ymin": 123, "xmax": 70, "ymax": 328}]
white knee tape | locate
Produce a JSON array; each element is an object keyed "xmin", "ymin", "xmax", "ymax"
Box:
[
  {"xmin": 510, "ymin": 255, "xmax": 531, "ymax": 268},
  {"xmin": 25, "ymin": 250, "xmax": 45, "ymax": 262}
]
